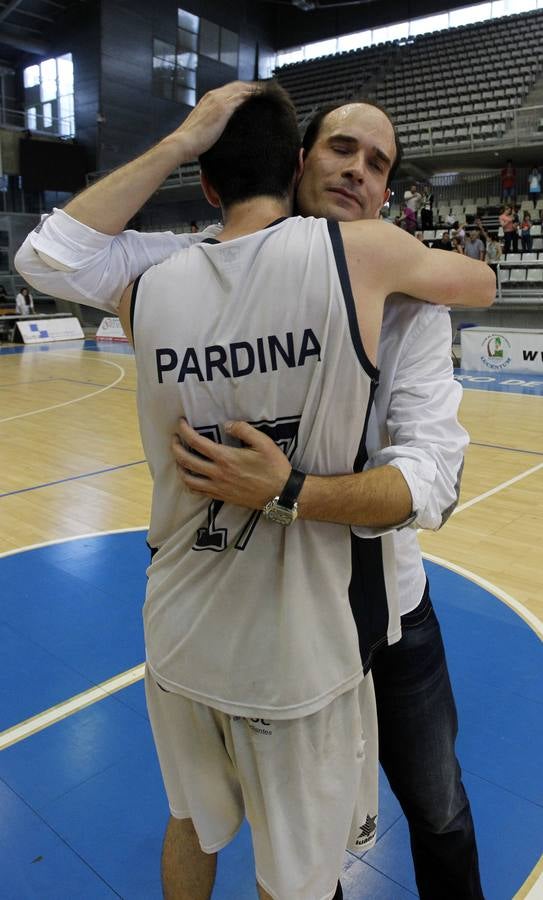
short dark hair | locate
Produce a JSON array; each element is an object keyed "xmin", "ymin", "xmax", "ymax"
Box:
[
  {"xmin": 199, "ymin": 81, "xmax": 300, "ymax": 208},
  {"xmin": 302, "ymin": 98, "xmax": 403, "ymax": 187}
]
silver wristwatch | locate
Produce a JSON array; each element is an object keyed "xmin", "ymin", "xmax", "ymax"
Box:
[{"xmin": 262, "ymin": 469, "xmax": 306, "ymax": 526}]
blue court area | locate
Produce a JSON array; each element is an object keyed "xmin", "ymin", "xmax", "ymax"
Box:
[{"xmin": 1, "ymin": 531, "xmax": 542, "ymax": 899}]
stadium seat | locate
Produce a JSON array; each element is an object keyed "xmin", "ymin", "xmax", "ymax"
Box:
[
  {"xmin": 509, "ymin": 269, "xmax": 527, "ymax": 282},
  {"xmin": 526, "ymin": 268, "xmax": 543, "ymax": 282}
]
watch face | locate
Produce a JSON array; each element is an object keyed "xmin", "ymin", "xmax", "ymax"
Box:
[{"xmin": 264, "ymin": 501, "xmax": 297, "ymax": 526}]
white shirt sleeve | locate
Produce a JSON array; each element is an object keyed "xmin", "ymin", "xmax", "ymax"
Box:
[
  {"xmin": 354, "ymin": 300, "xmax": 468, "ymax": 537},
  {"xmin": 14, "ymin": 208, "xmax": 222, "ymax": 314}
]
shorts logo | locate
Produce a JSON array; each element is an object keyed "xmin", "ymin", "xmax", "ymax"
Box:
[
  {"xmin": 480, "ymin": 334, "xmax": 512, "ymax": 371},
  {"xmin": 232, "ymin": 716, "xmax": 273, "ymax": 736},
  {"xmin": 356, "ymin": 813, "xmax": 377, "ymax": 847}
]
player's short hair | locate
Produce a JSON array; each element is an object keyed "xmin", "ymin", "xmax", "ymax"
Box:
[
  {"xmin": 302, "ymin": 98, "xmax": 403, "ymax": 187},
  {"xmin": 199, "ymin": 81, "xmax": 300, "ymax": 208}
]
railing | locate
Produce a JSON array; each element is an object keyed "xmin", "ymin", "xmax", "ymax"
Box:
[
  {"xmin": 0, "ymin": 104, "xmax": 73, "ymax": 137},
  {"xmin": 400, "ymin": 104, "xmax": 543, "ymax": 159},
  {"xmin": 86, "ymin": 160, "xmax": 201, "ymax": 187}
]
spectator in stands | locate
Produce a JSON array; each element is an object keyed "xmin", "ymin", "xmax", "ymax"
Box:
[
  {"xmin": 474, "ymin": 217, "xmax": 489, "ymax": 247},
  {"xmin": 511, "ymin": 205, "xmax": 521, "ymax": 253},
  {"xmin": 404, "ymin": 183, "xmax": 422, "ymax": 223},
  {"xmin": 401, "ymin": 204, "xmax": 417, "ymax": 234},
  {"xmin": 500, "ymin": 159, "xmax": 516, "ymax": 201},
  {"xmin": 451, "ymin": 237, "xmax": 464, "ymax": 253},
  {"xmin": 528, "ymin": 167, "xmax": 541, "ymax": 208},
  {"xmin": 15, "ymin": 286, "xmax": 34, "ymax": 315},
  {"xmin": 521, "ymin": 210, "xmax": 533, "ymax": 251},
  {"xmin": 445, "ymin": 208, "xmax": 458, "ymax": 228},
  {"xmin": 485, "ymin": 233, "xmax": 502, "ymax": 276},
  {"xmin": 420, "ymin": 184, "xmax": 434, "ymax": 229},
  {"xmin": 190, "ymin": 220, "xmax": 199, "ymax": 233},
  {"xmin": 432, "ymin": 229, "xmax": 453, "ymax": 250},
  {"xmin": 464, "ymin": 229, "xmax": 485, "ymax": 261},
  {"xmin": 0, "ymin": 284, "xmax": 10, "ymax": 304},
  {"xmin": 499, "ymin": 205, "xmax": 516, "ymax": 254}
]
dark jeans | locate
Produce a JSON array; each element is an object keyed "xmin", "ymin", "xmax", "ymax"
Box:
[
  {"xmin": 371, "ymin": 588, "xmax": 484, "ymax": 899},
  {"xmin": 503, "ymin": 231, "xmax": 515, "ymax": 254}
]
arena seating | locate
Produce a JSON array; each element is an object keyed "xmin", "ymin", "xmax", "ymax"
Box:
[{"xmin": 274, "ymin": 8, "xmax": 543, "ymax": 153}]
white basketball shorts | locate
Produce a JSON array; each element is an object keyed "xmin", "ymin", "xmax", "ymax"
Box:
[{"xmin": 145, "ymin": 666, "xmax": 378, "ymax": 900}]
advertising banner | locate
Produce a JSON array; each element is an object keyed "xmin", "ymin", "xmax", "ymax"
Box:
[
  {"xmin": 96, "ymin": 317, "xmax": 128, "ymax": 342},
  {"xmin": 17, "ymin": 317, "xmax": 84, "ymax": 344},
  {"xmin": 461, "ymin": 327, "xmax": 543, "ymax": 374}
]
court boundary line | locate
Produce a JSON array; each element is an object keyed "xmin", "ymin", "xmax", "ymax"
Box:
[
  {"xmin": 0, "ymin": 460, "xmax": 146, "ymax": 499},
  {"xmin": 0, "ymin": 664, "xmax": 145, "ymax": 751},
  {"xmin": 518, "ymin": 859, "xmax": 543, "ymax": 900},
  {"xmin": 422, "ymin": 553, "xmax": 543, "ymax": 640},
  {"xmin": 0, "ymin": 526, "xmax": 148, "ymax": 559},
  {"xmin": 0, "ymin": 355, "xmax": 126, "ymax": 423},
  {"xmin": 469, "ymin": 441, "xmax": 543, "ymax": 457},
  {"xmin": 452, "ymin": 461, "xmax": 543, "ymax": 517}
]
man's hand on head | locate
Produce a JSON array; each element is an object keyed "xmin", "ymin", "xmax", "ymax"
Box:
[
  {"xmin": 172, "ymin": 418, "xmax": 291, "ymax": 509},
  {"xmin": 162, "ymin": 81, "xmax": 258, "ymax": 164}
]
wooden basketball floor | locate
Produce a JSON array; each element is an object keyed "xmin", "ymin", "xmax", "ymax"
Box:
[{"xmin": 1, "ymin": 339, "xmax": 542, "ymax": 899}]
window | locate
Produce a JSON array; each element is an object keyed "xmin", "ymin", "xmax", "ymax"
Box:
[
  {"xmin": 24, "ymin": 66, "xmax": 39, "ymax": 89},
  {"xmin": 337, "ymin": 30, "xmax": 372, "ymax": 52},
  {"xmin": 42, "ymin": 102, "xmax": 53, "ymax": 128},
  {"xmin": 178, "ymin": 9, "xmax": 199, "ymax": 33},
  {"xmin": 26, "ymin": 107, "xmax": 37, "ymax": 130},
  {"xmin": 449, "ymin": 3, "xmax": 492, "ymax": 26},
  {"xmin": 23, "ymin": 53, "xmax": 74, "ymax": 137},
  {"xmin": 373, "ymin": 22, "xmax": 409, "ymax": 43},
  {"xmin": 154, "ymin": 10, "xmax": 239, "ymax": 106},
  {"xmin": 199, "ymin": 19, "xmax": 239, "ymax": 68},
  {"xmin": 276, "ymin": 48, "xmax": 304, "ymax": 66},
  {"xmin": 409, "ymin": 13, "xmax": 449, "ymax": 36},
  {"xmin": 304, "ymin": 38, "xmax": 337, "ymax": 60},
  {"xmin": 199, "ymin": 19, "xmax": 219, "ymax": 59},
  {"xmin": 219, "ymin": 28, "xmax": 239, "ymax": 68}
]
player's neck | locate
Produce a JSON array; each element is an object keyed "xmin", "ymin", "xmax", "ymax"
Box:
[{"xmin": 219, "ymin": 196, "xmax": 291, "ymax": 241}]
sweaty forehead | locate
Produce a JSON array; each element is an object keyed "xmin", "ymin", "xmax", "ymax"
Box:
[{"xmin": 321, "ymin": 104, "xmax": 395, "ymax": 151}]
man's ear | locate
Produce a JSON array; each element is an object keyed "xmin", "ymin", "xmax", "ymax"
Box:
[
  {"xmin": 200, "ymin": 172, "xmax": 221, "ymax": 208},
  {"xmin": 383, "ymin": 187, "xmax": 391, "ymax": 206}
]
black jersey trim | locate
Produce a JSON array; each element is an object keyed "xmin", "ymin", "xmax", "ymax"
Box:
[
  {"xmin": 353, "ymin": 377, "xmax": 377, "ymax": 473},
  {"xmin": 266, "ymin": 216, "xmax": 287, "ymax": 229},
  {"xmin": 326, "ymin": 220, "xmax": 380, "ymax": 384},
  {"xmin": 200, "ymin": 217, "xmax": 287, "ymax": 246},
  {"xmin": 130, "ymin": 275, "xmax": 142, "ymax": 347}
]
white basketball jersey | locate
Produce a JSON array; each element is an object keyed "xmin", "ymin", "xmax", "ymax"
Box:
[{"xmin": 132, "ymin": 215, "xmax": 379, "ymax": 719}]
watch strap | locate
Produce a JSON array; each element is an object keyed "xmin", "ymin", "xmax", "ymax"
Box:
[{"xmin": 277, "ymin": 468, "xmax": 306, "ymax": 510}]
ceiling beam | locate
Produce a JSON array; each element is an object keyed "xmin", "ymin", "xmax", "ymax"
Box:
[
  {"xmin": 0, "ymin": 0, "xmax": 27, "ymax": 25},
  {"xmin": 0, "ymin": 27, "xmax": 50, "ymax": 54}
]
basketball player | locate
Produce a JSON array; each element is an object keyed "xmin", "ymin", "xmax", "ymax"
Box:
[
  {"xmin": 15, "ymin": 82, "xmax": 493, "ymax": 899},
  {"xmin": 170, "ymin": 101, "xmax": 488, "ymax": 900}
]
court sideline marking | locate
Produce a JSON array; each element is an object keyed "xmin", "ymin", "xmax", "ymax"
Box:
[
  {"xmin": 0, "ymin": 665, "xmax": 145, "ymax": 751},
  {"xmin": 0, "ymin": 355, "xmax": 126, "ymax": 423},
  {"xmin": 452, "ymin": 460, "xmax": 543, "ymax": 516}
]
